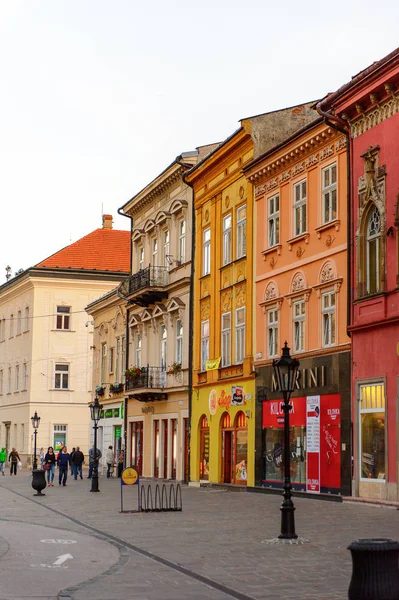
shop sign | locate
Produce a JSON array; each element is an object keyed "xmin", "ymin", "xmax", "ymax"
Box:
[
  {"xmin": 105, "ymin": 409, "xmax": 113, "ymax": 418},
  {"xmin": 262, "ymin": 397, "xmax": 306, "ymax": 428},
  {"xmin": 142, "ymin": 406, "xmax": 154, "ymax": 414},
  {"xmin": 306, "ymin": 396, "xmax": 320, "ymax": 493},
  {"xmin": 209, "ymin": 387, "xmax": 252, "ymax": 414},
  {"xmin": 231, "ymin": 386, "xmax": 244, "ymax": 406},
  {"xmin": 115, "ymin": 426, "xmax": 122, "ymax": 439},
  {"xmin": 271, "ymin": 366, "xmax": 326, "ymax": 392}
]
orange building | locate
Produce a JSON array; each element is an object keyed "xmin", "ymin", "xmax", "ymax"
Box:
[{"xmin": 244, "ymin": 118, "xmax": 352, "ymax": 496}]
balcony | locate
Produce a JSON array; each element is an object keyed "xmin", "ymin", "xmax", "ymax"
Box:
[
  {"xmin": 125, "ymin": 366, "xmax": 168, "ymax": 402},
  {"xmin": 118, "ymin": 266, "xmax": 169, "ymax": 307}
]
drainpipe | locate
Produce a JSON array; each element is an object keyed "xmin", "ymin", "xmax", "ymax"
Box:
[{"xmin": 117, "ymin": 206, "xmax": 133, "ymax": 467}]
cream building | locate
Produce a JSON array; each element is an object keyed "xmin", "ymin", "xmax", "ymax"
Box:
[{"xmin": 0, "ymin": 216, "xmax": 130, "ymax": 465}]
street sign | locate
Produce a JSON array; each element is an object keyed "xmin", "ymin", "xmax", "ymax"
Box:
[{"xmin": 121, "ymin": 467, "xmax": 139, "ymax": 485}]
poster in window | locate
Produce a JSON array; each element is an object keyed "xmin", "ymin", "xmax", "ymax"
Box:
[
  {"xmin": 231, "ymin": 386, "xmax": 244, "ymax": 406},
  {"xmin": 306, "ymin": 395, "xmax": 320, "ymax": 493}
]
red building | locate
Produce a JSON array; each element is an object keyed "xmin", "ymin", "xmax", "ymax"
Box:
[{"xmin": 318, "ymin": 48, "xmax": 399, "ymax": 500}]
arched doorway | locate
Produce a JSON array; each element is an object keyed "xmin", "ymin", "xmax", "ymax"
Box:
[
  {"xmin": 221, "ymin": 412, "xmax": 233, "ymax": 483},
  {"xmin": 221, "ymin": 411, "xmax": 248, "ymax": 485},
  {"xmin": 199, "ymin": 415, "xmax": 209, "ymax": 481}
]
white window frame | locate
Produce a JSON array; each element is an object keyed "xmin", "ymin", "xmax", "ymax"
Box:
[
  {"xmin": 203, "ymin": 228, "xmax": 211, "ymax": 276},
  {"xmin": 56, "ymin": 306, "xmax": 71, "ymax": 330},
  {"xmin": 201, "ymin": 320, "xmax": 209, "ymax": 371},
  {"xmin": 222, "ymin": 214, "xmax": 232, "ymax": 266},
  {"xmin": 135, "ymin": 333, "xmax": 142, "ymax": 368},
  {"xmin": 235, "ymin": 307, "xmax": 245, "ymax": 364},
  {"xmin": 236, "ymin": 205, "xmax": 247, "ymax": 259},
  {"xmin": 322, "ymin": 291, "xmax": 336, "ymax": 347},
  {"xmin": 15, "ymin": 364, "xmax": 19, "ymax": 392},
  {"xmin": 366, "ymin": 206, "xmax": 381, "ymax": 295},
  {"xmin": 359, "ymin": 382, "xmax": 386, "ymax": 482},
  {"xmin": 268, "ymin": 194, "xmax": 280, "ymax": 248},
  {"xmin": 24, "ymin": 307, "xmax": 29, "ymax": 331},
  {"xmin": 293, "ymin": 179, "xmax": 307, "ymax": 237},
  {"xmin": 178, "ymin": 220, "xmax": 186, "ymax": 264},
  {"xmin": 221, "ymin": 312, "xmax": 231, "ymax": 367},
  {"xmin": 322, "ymin": 163, "xmax": 337, "ymax": 224},
  {"xmin": 176, "ymin": 319, "xmax": 183, "ymax": 365},
  {"xmin": 293, "ymin": 299, "xmax": 305, "ymax": 352},
  {"xmin": 54, "ymin": 363, "xmax": 69, "ymax": 390},
  {"xmin": 100, "ymin": 343, "xmax": 107, "ymax": 384},
  {"xmin": 152, "ymin": 238, "xmax": 158, "ymax": 266},
  {"xmin": 17, "ymin": 311, "xmax": 21, "ymax": 335},
  {"xmin": 163, "ymin": 229, "xmax": 170, "ymax": 267},
  {"xmin": 267, "ymin": 308, "xmax": 279, "ymax": 358},
  {"xmin": 138, "ymin": 247, "xmax": 144, "ymax": 271}
]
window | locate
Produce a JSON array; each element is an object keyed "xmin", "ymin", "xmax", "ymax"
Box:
[
  {"xmin": 138, "ymin": 247, "xmax": 144, "ymax": 271},
  {"xmin": 121, "ymin": 336, "xmax": 126, "ymax": 380},
  {"xmin": 15, "ymin": 364, "xmax": 19, "ymax": 392},
  {"xmin": 17, "ymin": 311, "xmax": 21, "ymax": 335},
  {"xmin": 322, "ymin": 164, "xmax": 337, "ymax": 224},
  {"xmin": 176, "ymin": 320, "xmax": 183, "ymax": 365},
  {"xmin": 203, "ymin": 228, "xmax": 211, "ymax": 275},
  {"xmin": 101, "ymin": 343, "xmax": 107, "ymax": 384},
  {"xmin": 178, "ymin": 220, "xmax": 186, "ymax": 263},
  {"xmin": 293, "ymin": 300, "xmax": 305, "ymax": 352},
  {"xmin": 24, "ymin": 307, "xmax": 29, "ymax": 331},
  {"xmin": 0, "ymin": 319, "xmax": 4, "ymax": 341},
  {"xmin": 20, "ymin": 423, "xmax": 24, "ymax": 451},
  {"xmin": 235, "ymin": 308, "xmax": 245, "ymax": 364},
  {"xmin": 56, "ymin": 306, "xmax": 70, "ymax": 330},
  {"xmin": 9, "ymin": 314, "xmax": 14, "ymax": 337},
  {"xmin": 268, "ymin": 195, "xmax": 280, "ymax": 248},
  {"xmin": 8, "ymin": 367, "xmax": 11, "ymax": 393},
  {"xmin": 115, "ymin": 338, "xmax": 120, "ymax": 381},
  {"xmin": 0, "ymin": 369, "xmax": 3, "ymax": 394},
  {"xmin": 322, "ymin": 291, "xmax": 336, "ymax": 347},
  {"xmin": 221, "ymin": 313, "xmax": 231, "ymax": 367},
  {"xmin": 23, "ymin": 363, "xmax": 27, "ymax": 390},
  {"xmin": 54, "ymin": 364, "xmax": 69, "ymax": 389},
  {"xmin": 366, "ymin": 206, "xmax": 381, "ymax": 295},
  {"xmin": 135, "ymin": 333, "xmax": 142, "ymax": 367},
  {"xmin": 152, "ymin": 238, "xmax": 158, "ymax": 266},
  {"xmin": 236, "ymin": 205, "xmax": 247, "ymax": 259},
  {"xmin": 222, "ymin": 214, "xmax": 232, "ymax": 265},
  {"xmin": 360, "ymin": 383, "xmax": 385, "ymax": 481},
  {"xmin": 109, "ymin": 347, "xmax": 114, "ymax": 373},
  {"xmin": 53, "ymin": 424, "xmax": 67, "ymax": 452},
  {"xmin": 294, "ymin": 180, "xmax": 307, "ymax": 236},
  {"xmin": 268, "ymin": 308, "xmax": 278, "ymax": 358},
  {"xmin": 201, "ymin": 320, "xmax": 209, "ymax": 371},
  {"xmin": 163, "ymin": 229, "xmax": 170, "ymax": 267},
  {"xmin": 160, "ymin": 326, "xmax": 167, "ymax": 379}
]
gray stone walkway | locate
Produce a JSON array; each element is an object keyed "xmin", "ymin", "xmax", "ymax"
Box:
[{"xmin": 0, "ymin": 470, "xmax": 398, "ymax": 599}]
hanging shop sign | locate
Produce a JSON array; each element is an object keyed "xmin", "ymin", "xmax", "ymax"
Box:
[
  {"xmin": 209, "ymin": 387, "xmax": 252, "ymax": 414},
  {"xmin": 306, "ymin": 395, "xmax": 320, "ymax": 493},
  {"xmin": 231, "ymin": 386, "xmax": 244, "ymax": 406}
]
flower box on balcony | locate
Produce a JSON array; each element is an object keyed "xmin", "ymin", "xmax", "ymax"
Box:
[
  {"xmin": 167, "ymin": 362, "xmax": 182, "ymax": 376},
  {"xmin": 109, "ymin": 382, "xmax": 124, "ymax": 394},
  {"xmin": 95, "ymin": 385, "xmax": 105, "ymax": 397}
]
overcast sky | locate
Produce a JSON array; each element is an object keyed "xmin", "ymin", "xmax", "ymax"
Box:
[{"xmin": 1, "ymin": 1, "xmax": 398, "ymax": 282}]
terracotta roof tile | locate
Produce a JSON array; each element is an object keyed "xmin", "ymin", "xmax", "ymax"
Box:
[{"xmin": 36, "ymin": 228, "xmax": 130, "ymax": 272}]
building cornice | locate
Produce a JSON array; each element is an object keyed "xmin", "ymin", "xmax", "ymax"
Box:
[{"xmin": 348, "ymin": 93, "xmax": 399, "ymax": 138}]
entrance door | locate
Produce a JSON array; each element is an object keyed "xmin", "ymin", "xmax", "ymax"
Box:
[
  {"xmin": 183, "ymin": 418, "xmax": 189, "ymax": 483},
  {"xmin": 171, "ymin": 419, "xmax": 177, "ymax": 480},
  {"xmin": 130, "ymin": 421, "xmax": 143, "ymax": 475},
  {"xmin": 223, "ymin": 430, "xmax": 233, "ymax": 483},
  {"xmin": 199, "ymin": 415, "xmax": 209, "ymax": 480},
  {"xmin": 162, "ymin": 419, "xmax": 168, "ymax": 478}
]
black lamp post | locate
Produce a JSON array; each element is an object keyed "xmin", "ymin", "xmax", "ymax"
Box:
[
  {"xmin": 273, "ymin": 342, "xmax": 300, "ymax": 539},
  {"xmin": 89, "ymin": 396, "xmax": 102, "ymax": 493},
  {"xmin": 31, "ymin": 411, "xmax": 40, "ymax": 470}
]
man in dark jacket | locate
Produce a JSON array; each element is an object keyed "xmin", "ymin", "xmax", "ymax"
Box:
[
  {"xmin": 57, "ymin": 447, "xmax": 71, "ymax": 486},
  {"xmin": 71, "ymin": 447, "xmax": 84, "ymax": 480}
]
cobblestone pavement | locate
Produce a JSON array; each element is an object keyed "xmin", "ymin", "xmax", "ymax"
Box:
[{"xmin": 0, "ymin": 470, "xmax": 398, "ymax": 599}]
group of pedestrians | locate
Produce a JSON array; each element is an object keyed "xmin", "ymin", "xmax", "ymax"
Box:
[
  {"xmin": 0, "ymin": 447, "xmax": 21, "ymax": 475},
  {"xmin": 42, "ymin": 445, "xmax": 85, "ymax": 486}
]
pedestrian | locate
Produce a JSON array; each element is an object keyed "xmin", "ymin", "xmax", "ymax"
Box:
[
  {"xmin": 87, "ymin": 446, "xmax": 102, "ymax": 479},
  {"xmin": 44, "ymin": 446, "xmax": 56, "ymax": 486},
  {"xmin": 39, "ymin": 447, "xmax": 45, "ymax": 467},
  {"xmin": 70, "ymin": 447, "xmax": 76, "ymax": 475},
  {"xmin": 117, "ymin": 449, "xmax": 124, "ymax": 478},
  {"xmin": 0, "ymin": 447, "xmax": 6, "ymax": 475},
  {"xmin": 8, "ymin": 448, "xmax": 20, "ymax": 475},
  {"xmin": 71, "ymin": 446, "xmax": 84, "ymax": 480},
  {"xmin": 57, "ymin": 446, "xmax": 71, "ymax": 486},
  {"xmin": 105, "ymin": 446, "xmax": 114, "ymax": 478}
]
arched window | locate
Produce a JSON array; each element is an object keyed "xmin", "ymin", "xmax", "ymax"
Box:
[{"xmin": 366, "ymin": 206, "xmax": 381, "ymax": 294}]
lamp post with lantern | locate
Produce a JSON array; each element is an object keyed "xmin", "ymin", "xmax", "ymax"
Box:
[
  {"xmin": 31, "ymin": 410, "xmax": 46, "ymax": 496},
  {"xmin": 31, "ymin": 410, "xmax": 40, "ymax": 470},
  {"xmin": 89, "ymin": 396, "xmax": 103, "ymax": 493},
  {"xmin": 272, "ymin": 342, "xmax": 300, "ymax": 539}
]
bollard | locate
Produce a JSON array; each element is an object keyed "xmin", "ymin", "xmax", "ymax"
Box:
[{"xmin": 348, "ymin": 538, "xmax": 399, "ymax": 600}]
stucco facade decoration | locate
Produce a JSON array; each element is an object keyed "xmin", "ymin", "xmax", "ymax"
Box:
[
  {"xmin": 318, "ymin": 47, "xmax": 399, "ymax": 501},
  {"xmin": 184, "ymin": 104, "xmax": 318, "ymax": 487},
  {"xmin": 244, "ymin": 118, "xmax": 351, "ymax": 495},
  {"xmin": 0, "ymin": 215, "xmax": 130, "ymax": 465},
  {"xmin": 117, "ymin": 149, "xmax": 218, "ymax": 482}
]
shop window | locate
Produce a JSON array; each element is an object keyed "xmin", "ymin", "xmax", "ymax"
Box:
[
  {"xmin": 268, "ymin": 194, "xmax": 280, "ymax": 248},
  {"xmin": 53, "ymin": 424, "xmax": 67, "ymax": 452},
  {"xmin": 199, "ymin": 415, "xmax": 209, "ymax": 481},
  {"xmin": 360, "ymin": 383, "xmax": 385, "ymax": 481},
  {"xmin": 264, "ymin": 425, "xmax": 306, "ymax": 485}
]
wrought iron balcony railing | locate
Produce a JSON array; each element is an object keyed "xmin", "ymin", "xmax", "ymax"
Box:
[
  {"xmin": 125, "ymin": 366, "xmax": 167, "ymax": 391},
  {"xmin": 119, "ymin": 265, "xmax": 169, "ymax": 297}
]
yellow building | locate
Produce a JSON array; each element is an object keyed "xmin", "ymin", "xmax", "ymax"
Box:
[{"xmin": 185, "ymin": 105, "xmax": 317, "ymax": 486}]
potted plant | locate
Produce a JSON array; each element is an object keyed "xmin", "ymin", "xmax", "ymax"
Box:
[
  {"xmin": 109, "ymin": 382, "xmax": 124, "ymax": 394},
  {"xmin": 167, "ymin": 361, "xmax": 182, "ymax": 376},
  {"xmin": 95, "ymin": 385, "xmax": 105, "ymax": 397},
  {"xmin": 125, "ymin": 367, "xmax": 142, "ymax": 379}
]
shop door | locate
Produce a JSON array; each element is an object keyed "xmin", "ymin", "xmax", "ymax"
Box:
[
  {"xmin": 171, "ymin": 419, "xmax": 177, "ymax": 480},
  {"xmin": 163, "ymin": 419, "xmax": 168, "ymax": 478},
  {"xmin": 130, "ymin": 421, "xmax": 143, "ymax": 475},
  {"xmin": 183, "ymin": 418, "xmax": 189, "ymax": 483},
  {"xmin": 223, "ymin": 430, "xmax": 233, "ymax": 483},
  {"xmin": 233, "ymin": 412, "xmax": 248, "ymax": 484},
  {"xmin": 199, "ymin": 416, "xmax": 209, "ymax": 480},
  {"xmin": 154, "ymin": 420, "xmax": 159, "ymax": 478}
]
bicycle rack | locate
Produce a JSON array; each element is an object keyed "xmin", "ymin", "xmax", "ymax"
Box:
[{"xmin": 138, "ymin": 482, "xmax": 183, "ymax": 513}]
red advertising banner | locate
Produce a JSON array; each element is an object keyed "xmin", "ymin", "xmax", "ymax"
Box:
[
  {"xmin": 306, "ymin": 396, "xmax": 320, "ymax": 493},
  {"xmin": 262, "ymin": 396, "xmax": 306, "ymax": 428},
  {"xmin": 319, "ymin": 394, "xmax": 341, "ymax": 490}
]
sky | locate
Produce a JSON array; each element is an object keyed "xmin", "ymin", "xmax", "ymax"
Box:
[{"xmin": 1, "ymin": 1, "xmax": 398, "ymax": 283}]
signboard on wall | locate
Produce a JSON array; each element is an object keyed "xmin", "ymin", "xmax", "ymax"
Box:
[
  {"xmin": 231, "ymin": 386, "xmax": 244, "ymax": 406},
  {"xmin": 306, "ymin": 395, "xmax": 320, "ymax": 493}
]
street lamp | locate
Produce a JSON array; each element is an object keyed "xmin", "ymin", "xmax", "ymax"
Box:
[
  {"xmin": 31, "ymin": 410, "xmax": 41, "ymax": 470},
  {"xmin": 273, "ymin": 342, "xmax": 300, "ymax": 539},
  {"xmin": 89, "ymin": 396, "xmax": 103, "ymax": 493}
]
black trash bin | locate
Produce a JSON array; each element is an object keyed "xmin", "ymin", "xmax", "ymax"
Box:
[{"xmin": 348, "ymin": 538, "xmax": 399, "ymax": 600}]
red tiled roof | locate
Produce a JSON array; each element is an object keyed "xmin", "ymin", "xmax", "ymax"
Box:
[{"xmin": 36, "ymin": 228, "xmax": 130, "ymax": 272}]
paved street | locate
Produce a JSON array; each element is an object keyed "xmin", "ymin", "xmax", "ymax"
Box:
[{"xmin": 0, "ymin": 469, "xmax": 398, "ymax": 599}]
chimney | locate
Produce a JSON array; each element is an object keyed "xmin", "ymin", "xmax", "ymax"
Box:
[{"xmin": 102, "ymin": 214, "xmax": 113, "ymax": 229}]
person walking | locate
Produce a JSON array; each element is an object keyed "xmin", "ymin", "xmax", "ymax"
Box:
[
  {"xmin": 44, "ymin": 447, "xmax": 56, "ymax": 486},
  {"xmin": 57, "ymin": 446, "xmax": 71, "ymax": 486},
  {"xmin": 105, "ymin": 446, "xmax": 114, "ymax": 478},
  {"xmin": 70, "ymin": 447, "xmax": 76, "ymax": 475},
  {"xmin": 87, "ymin": 446, "xmax": 102, "ymax": 479},
  {"xmin": 117, "ymin": 449, "xmax": 125, "ymax": 478},
  {"xmin": 0, "ymin": 447, "xmax": 6, "ymax": 476},
  {"xmin": 71, "ymin": 446, "xmax": 84, "ymax": 480},
  {"xmin": 39, "ymin": 447, "xmax": 45, "ymax": 467},
  {"xmin": 9, "ymin": 448, "xmax": 20, "ymax": 475}
]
